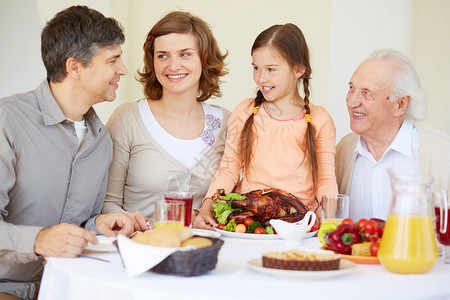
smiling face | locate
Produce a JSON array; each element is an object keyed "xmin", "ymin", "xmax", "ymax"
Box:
[
  {"xmin": 252, "ymin": 46, "xmax": 303, "ymax": 104},
  {"xmin": 346, "ymin": 59, "xmax": 406, "ymax": 142},
  {"xmin": 79, "ymin": 45, "xmax": 127, "ymax": 105},
  {"xmin": 153, "ymin": 33, "xmax": 202, "ymax": 98}
]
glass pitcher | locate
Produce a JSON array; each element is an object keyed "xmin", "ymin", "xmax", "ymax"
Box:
[{"xmin": 378, "ymin": 172, "xmax": 448, "ymax": 274}]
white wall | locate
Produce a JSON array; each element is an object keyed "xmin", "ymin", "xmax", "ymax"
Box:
[
  {"xmin": 411, "ymin": 0, "xmax": 450, "ymax": 137},
  {"xmin": 0, "ymin": 0, "xmax": 45, "ymax": 95},
  {"xmin": 1, "ymin": 0, "xmax": 449, "ymax": 141},
  {"xmin": 120, "ymin": 0, "xmax": 332, "ymax": 120},
  {"xmin": 328, "ymin": 0, "xmax": 412, "ymax": 140}
]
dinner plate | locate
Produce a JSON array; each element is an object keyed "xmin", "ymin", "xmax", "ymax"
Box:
[
  {"xmin": 191, "ymin": 228, "xmax": 221, "ymax": 238},
  {"xmin": 214, "ymin": 228, "xmax": 318, "ymax": 240},
  {"xmin": 247, "ymin": 258, "xmax": 355, "ymax": 280},
  {"xmin": 320, "ymin": 247, "xmax": 380, "ymax": 264},
  {"xmin": 341, "ymin": 254, "xmax": 379, "ymax": 264},
  {"xmin": 84, "ymin": 236, "xmax": 117, "ymax": 253}
]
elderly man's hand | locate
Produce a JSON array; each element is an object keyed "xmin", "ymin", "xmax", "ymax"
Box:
[
  {"xmin": 34, "ymin": 223, "xmax": 97, "ymax": 258},
  {"xmin": 95, "ymin": 212, "xmax": 134, "ymax": 237}
]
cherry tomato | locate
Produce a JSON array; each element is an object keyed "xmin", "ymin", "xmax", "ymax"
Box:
[
  {"xmin": 370, "ymin": 242, "xmax": 380, "ymax": 256},
  {"xmin": 235, "ymin": 224, "xmax": 246, "ymax": 233},
  {"xmin": 357, "ymin": 218, "xmax": 368, "ymax": 232},
  {"xmin": 378, "ymin": 224, "xmax": 385, "ymax": 238},
  {"xmin": 244, "ymin": 217, "xmax": 255, "ymax": 228},
  {"xmin": 342, "ymin": 218, "xmax": 355, "ymax": 226},
  {"xmin": 254, "ymin": 227, "xmax": 265, "ymax": 234},
  {"xmin": 364, "ymin": 231, "xmax": 379, "ymax": 242},
  {"xmin": 364, "ymin": 220, "xmax": 378, "ymax": 235},
  {"xmin": 217, "ymin": 223, "xmax": 226, "ymax": 230}
]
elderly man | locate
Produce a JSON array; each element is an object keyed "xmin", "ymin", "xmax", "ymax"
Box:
[
  {"xmin": 336, "ymin": 48, "xmax": 450, "ymax": 221},
  {"xmin": 0, "ymin": 6, "xmax": 135, "ymax": 299}
]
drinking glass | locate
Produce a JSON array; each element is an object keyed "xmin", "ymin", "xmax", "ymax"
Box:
[
  {"xmin": 321, "ymin": 194, "xmax": 349, "ymax": 223},
  {"xmin": 154, "ymin": 200, "xmax": 185, "ymax": 228},
  {"xmin": 164, "ymin": 192, "xmax": 193, "ymax": 227},
  {"xmin": 435, "ymin": 206, "xmax": 450, "ymax": 263}
]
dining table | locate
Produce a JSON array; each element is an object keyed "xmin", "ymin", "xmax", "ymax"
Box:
[{"xmin": 38, "ymin": 230, "xmax": 450, "ymax": 300}]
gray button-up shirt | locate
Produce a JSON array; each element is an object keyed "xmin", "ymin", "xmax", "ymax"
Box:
[{"xmin": 0, "ymin": 80, "xmax": 112, "ymax": 282}]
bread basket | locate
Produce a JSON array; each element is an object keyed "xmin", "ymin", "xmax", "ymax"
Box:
[{"xmin": 150, "ymin": 237, "xmax": 224, "ymax": 277}]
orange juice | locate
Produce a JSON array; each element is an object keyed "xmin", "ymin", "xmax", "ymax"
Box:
[
  {"xmin": 154, "ymin": 221, "xmax": 184, "ymax": 229},
  {"xmin": 378, "ymin": 214, "xmax": 438, "ymax": 274},
  {"xmin": 322, "ymin": 218, "xmax": 343, "ymax": 225}
]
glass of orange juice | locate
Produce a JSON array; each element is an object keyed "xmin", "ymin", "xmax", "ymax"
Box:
[
  {"xmin": 378, "ymin": 171, "xmax": 447, "ymax": 274},
  {"xmin": 154, "ymin": 200, "xmax": 185, "ymax": 228}
]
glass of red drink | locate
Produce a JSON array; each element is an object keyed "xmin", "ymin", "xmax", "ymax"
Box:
[
  {"xmin": 435, "ymin": 206, "xmax": 450, "ymax": 263},
  {"xmin": 164, "ymin": 192, "xmax": 193, "ymax": 227}
]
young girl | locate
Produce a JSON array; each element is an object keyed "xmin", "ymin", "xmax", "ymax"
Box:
[
  {"xmin": 194, "ymin": 23, "xmax": 338, "ymax": 230},
  {"xmin": 102, "ymin": 11, "xmax": 230, "ymax": 230}
]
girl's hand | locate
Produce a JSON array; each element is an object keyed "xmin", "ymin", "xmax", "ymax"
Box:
[
  {"xmin": 190, "ymin": 209, "xmax": 200, "ymax": 225},
  {"xmin": 192, "ymin": 199, "xmax": 217, "ymax": 230}
]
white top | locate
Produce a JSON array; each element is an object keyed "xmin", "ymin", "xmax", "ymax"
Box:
[
  {"xmin": 68, "ymin": 118, "xmax": 87, "ymax": 149},
  {"xmin": 349, "ymin": 121, "xmax": 420, "ymax": 220},
  {"xmin": 137, "ymin": 99, "xmax": 223, "ymax": 168}
]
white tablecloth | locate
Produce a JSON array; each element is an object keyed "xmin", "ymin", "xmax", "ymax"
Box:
[{"xmin": 38, "ymin": 236, "xmax": 449, "ymax": 300}]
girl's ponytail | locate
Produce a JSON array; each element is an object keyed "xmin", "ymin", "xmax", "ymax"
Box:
[
  {"xmin": 239, "ymin": 90, "xmax": 265, "ymax": 177},
  {"xmin": 302, "ymin": 78, "xmax": 318, "ymax": 193}
]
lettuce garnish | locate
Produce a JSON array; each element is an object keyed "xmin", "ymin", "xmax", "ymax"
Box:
[
  {"xmin": 220, "ymin": 193, "xmax": 246, "ymax": 201},
  {"xmin": 222, "ymin": 219, "xmax": 236, "ymax": 232},
  {"xmin": 212, "ymin": 202, "xmax": 240, "ymax": 224}
]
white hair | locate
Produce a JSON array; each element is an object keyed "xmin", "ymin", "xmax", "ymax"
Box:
[{"xmin": 368, "ymin": 48, "xmax": 426, "ymax": 122}]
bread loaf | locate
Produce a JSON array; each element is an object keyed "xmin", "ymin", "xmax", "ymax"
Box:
[
  {"xmin": 131, "ymin": 227, "xmax": 193, "ymax": 247},
  {"xmin": 181, "ymin": 237, "xmax": 213, "ymax": 249}
]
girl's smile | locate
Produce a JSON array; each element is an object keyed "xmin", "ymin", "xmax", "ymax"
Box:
[{"xmin": 252, "ymin": 46, "xmax": 303, "ymax": 105}]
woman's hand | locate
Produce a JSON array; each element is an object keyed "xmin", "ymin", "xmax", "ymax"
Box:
[
  {"xmin": 95, "ymin": 212, "xmax": 135, "ymax": 237},
  {"xmin": 192, "ymin": 199, "xmax": 217, "ymax": 230},
  {"xmin": 127, "ymin": 211, "xmax": 154, "ymax": 232}
]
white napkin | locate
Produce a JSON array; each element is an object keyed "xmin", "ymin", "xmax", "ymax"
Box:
[{"xmin": 116, "ymin": 235, "xmax": 193, "ymax": 277}]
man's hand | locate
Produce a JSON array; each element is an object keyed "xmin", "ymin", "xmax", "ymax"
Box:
[
  {"xmin": 127, "ymin": 211, "xmax": 154, "ymax": 232},
  {"xmin": 95, "ymin": 212, "xmax": 134, "ymax": 237},
  {"xmin": 34, "ymin": 223, "xmax": 97, "ymax": 258}
]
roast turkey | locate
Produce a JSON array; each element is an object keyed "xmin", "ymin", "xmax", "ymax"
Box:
[{"xmin": 212, "ymin": 188, "xmax": 316, "ymax": 227}]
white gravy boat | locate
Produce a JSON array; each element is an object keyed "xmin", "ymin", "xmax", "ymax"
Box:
[{"xmin": 270, "ymin": 211, "xmax": 316, "ymax": 247}]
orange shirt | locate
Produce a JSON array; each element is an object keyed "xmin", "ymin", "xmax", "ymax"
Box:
[{"xmin": 205, "ymin": 98, "xmax": 338, "ymax": 211}]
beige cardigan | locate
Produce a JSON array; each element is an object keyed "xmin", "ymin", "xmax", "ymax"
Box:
[
  {"xmin": 336, "ymin": 125, "xmax": 450, "ymax": 201},
  {"xmin": 102, "ymin": 102, "xmax": 231, "ymax": 218}
]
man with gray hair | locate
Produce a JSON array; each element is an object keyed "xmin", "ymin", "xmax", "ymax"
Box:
[
  {"xmin": 336, "ymin": 48, "xmax": 450, "ymax": 221},
  {"xmin": 0, "ymin": 6, "xmax": 134, "ymax": 299}
]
